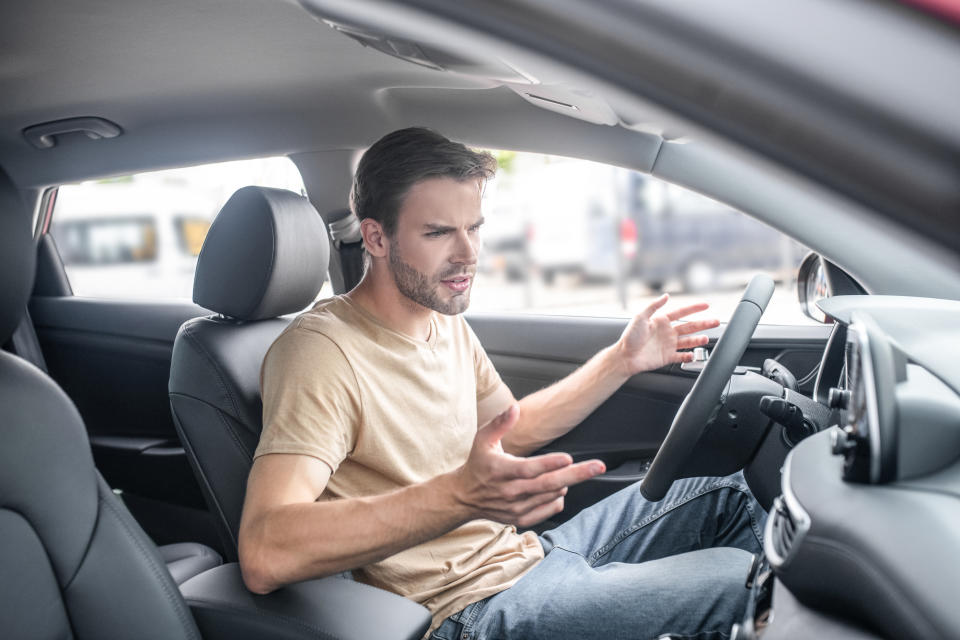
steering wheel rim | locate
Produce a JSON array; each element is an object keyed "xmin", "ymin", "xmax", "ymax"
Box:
[{"xmin": 639, "ymin": 274, "xmax": 775, "ymax": 501}]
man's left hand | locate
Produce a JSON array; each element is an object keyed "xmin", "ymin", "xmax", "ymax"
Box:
[{"xmin": 615, "ymin": 293, "xmax": 720, "ymax": 377}]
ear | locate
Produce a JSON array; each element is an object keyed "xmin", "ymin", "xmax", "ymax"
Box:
[{"xmin": 360, "ymin": 218, "xmax": 388, "ymax": 258}]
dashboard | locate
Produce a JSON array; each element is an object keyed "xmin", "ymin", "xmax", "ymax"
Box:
[{"xmin": 760, "ymin": 295, "xmax": 960, "ymax": 639}]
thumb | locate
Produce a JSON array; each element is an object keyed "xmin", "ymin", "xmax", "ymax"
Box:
[{"xmin": 478, "ymin": 404, "xmax": 519, "ymax": 447}]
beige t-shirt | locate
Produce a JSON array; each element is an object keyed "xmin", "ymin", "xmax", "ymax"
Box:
[{"xmin": 254, "ymin": 296, "xmax": 544, "ymax": 635}]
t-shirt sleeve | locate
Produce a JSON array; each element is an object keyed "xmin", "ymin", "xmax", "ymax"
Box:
[
  {"xmin": 254, "ymin": 326, "xmax": 362, "ymax": 474},
  {"xmin": 464, "ymin": 320, "xmax": 503, "ymax": 402}
]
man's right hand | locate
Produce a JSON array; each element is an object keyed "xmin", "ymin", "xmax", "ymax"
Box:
[{"xmin": 450, "ymin": 404, "xmax": 606, "ymax": 528}]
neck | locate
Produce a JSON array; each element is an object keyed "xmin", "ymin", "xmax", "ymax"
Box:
[{"xmin": 347, "ymin": 269, "xmax": 434, "ymax": 342}]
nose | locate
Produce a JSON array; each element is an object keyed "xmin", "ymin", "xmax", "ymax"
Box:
[{"xmin": 450, "ymin": 228, "xmax": 478, "ymax": 265}]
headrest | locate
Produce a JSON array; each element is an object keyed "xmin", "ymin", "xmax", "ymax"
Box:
[
  {"xmin": 0, "ymin": 168, "xmax": 35, "ymax": 343},
  {"xmin": 193, "ymin": 186, "xmax": 329, "ymax": 321}
]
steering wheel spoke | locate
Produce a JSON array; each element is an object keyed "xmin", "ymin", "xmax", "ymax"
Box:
[{"xmin": 640, "ymin": 275, "xmax": 775, "ymax": 501}]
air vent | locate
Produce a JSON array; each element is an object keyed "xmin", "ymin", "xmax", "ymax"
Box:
[
  {"xmin": 764, "ymin": 493, "xmax": 810, "ymax": 570},
  {"xmin": 770, "ymin": 500, "xmax": 798, "ymax": 557}
]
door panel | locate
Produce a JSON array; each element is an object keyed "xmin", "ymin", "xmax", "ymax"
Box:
[
  {"xmin": 30, "ymin": 295, "xmax": 221, "ymax": 549},
  {"xmin": 467, "ymin": 313, "xmax": 831, "ymax": 521}
]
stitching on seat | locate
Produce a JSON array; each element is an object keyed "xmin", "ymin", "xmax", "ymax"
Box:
[
  {"xmin": 180, "ymin": 322, "xmax": 243, "ymax": 421},
  {"xmin": 60, "ymin": 469, "xmax": 102, "ymax": 591},
  {"xmin": 187, "ymin": 598, "xmax": 342, "ymax": 640},
  {"xmin": 170, "ymin": 398, "xmax": 243, "ymax": 551},
  {"xmin": 212, "ymin": 405, "xmax": 255, "ymax": 459},
  {"xmin": 99, "ymin": 485, "xmax": 202, "ymax": 640}
]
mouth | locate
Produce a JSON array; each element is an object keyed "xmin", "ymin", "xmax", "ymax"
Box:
[{"xmin": 441, "ymin": 275, "xmax": 472, "ymax": 293}]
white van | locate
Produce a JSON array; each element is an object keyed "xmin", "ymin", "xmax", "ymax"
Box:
[{"xmin": 50, "ymin": 180, "xmax": 220, "ymax": 300}]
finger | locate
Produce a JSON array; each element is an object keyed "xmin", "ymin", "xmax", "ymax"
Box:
[
  {"xmin": 517, "ymin": 496, "xmax": 565, "ymax": 529},
  {"xmin": 673, "ymin": 350, "xmax": 696, "ymax": 364},
  {"xmin": 674, "ymin": 318, "xmax": 720, "ymax": 335},
  {"xmin": 513, "ymin": 459, "xmax": 605, "ymax": 494},
  {"xmin": 477, "ymin": 404, "xmax": 519, "ymax": 447},
  {"xmin": 666, "ymin": 302, "xmax": 710, "ymax": 322},
  {"xmin": 676, "ymin": 334, "xmax": 709, "ymax": 350},
  {"xmin": 508, "ymin": 451, "xmax": 574, "ymax": 479},
  {"xmin": 641, "ymin": 293, "xmax": 670, "ymax": 319},
  {"xmin": 511, "ymin": 488, "xmax": 566, "ymax": 513}
]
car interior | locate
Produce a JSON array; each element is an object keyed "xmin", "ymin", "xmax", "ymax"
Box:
[{"xmin": 2, "ymin": 1, "xmax": 960, "ymax": 639}]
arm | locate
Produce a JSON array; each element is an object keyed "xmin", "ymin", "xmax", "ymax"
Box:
[
  {"xmin": 482, "ymin": 294, "xmax": 719, "ymax": 456},
  {"xmin": 238, "ymin": 406, "xmax": 603, "ymax": 594}
]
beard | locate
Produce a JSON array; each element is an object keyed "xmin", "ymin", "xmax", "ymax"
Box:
[{"xmin": 388, "ymin": 240, "xmax": 471, "ymax": 315}]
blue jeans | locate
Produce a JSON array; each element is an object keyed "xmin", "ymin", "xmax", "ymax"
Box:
[{"xmin": 430, "ymin": 473, "xmax": 765, "ymax": 640}]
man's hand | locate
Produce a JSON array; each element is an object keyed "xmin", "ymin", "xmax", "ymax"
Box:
[
  {"xmin": 616, "ymin": 293, "xmax": 720, "ymax": 377},
  {"xmin": 451, "ymin": 405, "xmax": 605, "ymax": 528}
]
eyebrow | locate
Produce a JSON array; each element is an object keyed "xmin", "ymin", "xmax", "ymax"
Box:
[{"xmin": 422, "ymin": 217, "xmax": 485, "ymax": 232}]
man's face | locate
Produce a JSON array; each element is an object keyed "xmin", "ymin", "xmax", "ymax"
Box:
[{"xmin": 387, "ymin": 177, "xmax": 483, "ymax": 315}]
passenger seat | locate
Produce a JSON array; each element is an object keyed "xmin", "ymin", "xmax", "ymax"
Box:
[{"xmin": 3, "ymin": 217, "xmax": 222, "ymax": 586}]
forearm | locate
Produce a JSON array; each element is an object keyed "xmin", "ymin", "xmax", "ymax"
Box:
[
  {"xmin": 239, "ymin": 471, "xmax": 468, "ymax": 593},
  {"xmin": 505, "ymin": 344, "xmax": 630, "ymax": 456}
]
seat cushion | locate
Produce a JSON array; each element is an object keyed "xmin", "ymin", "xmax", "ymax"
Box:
[{"xmin": 159, "ymin": 542, "xmax": 224, "ymax": 585}]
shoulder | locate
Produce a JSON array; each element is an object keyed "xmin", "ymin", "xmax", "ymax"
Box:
[{"xmin": 263, "ymin": 299, "xmax": 357, "ymax": 378}]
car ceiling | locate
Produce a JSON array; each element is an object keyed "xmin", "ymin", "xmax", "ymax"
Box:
[
  {"xmin": 2, "ymin": 0, "xmax": 959, "ymax": 301},
  {"xmin": 0, "ymin": 0, "xmax": 664, "ymax": 188}
]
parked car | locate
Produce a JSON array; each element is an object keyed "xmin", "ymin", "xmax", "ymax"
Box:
[{"xmin": 1, "ymin": 1, "xmax": 959, "ymax": 639}]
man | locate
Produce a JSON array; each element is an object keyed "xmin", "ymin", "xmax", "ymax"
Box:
[{"xmin": 238, "ymin": 128, "xmax": 765, "ymax": 640}]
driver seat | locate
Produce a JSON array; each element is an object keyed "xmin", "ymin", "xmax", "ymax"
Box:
[{"xmin": 168, "ymin": 186, "xmax": 330, "ymax": 559}]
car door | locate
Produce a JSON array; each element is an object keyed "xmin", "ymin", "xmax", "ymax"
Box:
[{"xmin": 468, "ymin": 314, "xmax": 829, "ymax": 522}]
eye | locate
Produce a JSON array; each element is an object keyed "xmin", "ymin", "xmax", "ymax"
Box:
[
  {"xmin": 469, "ymin": 223, "xmax": 483, "ymax": 233},
  {"xmin": 424, "ymin": 230, "xmax": 445, "ymax": 238}
]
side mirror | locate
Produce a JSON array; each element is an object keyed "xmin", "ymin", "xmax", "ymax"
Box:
[
  {"xmin": 797, "ymin": 252, "xmax": 868, "ymax": 323},
  {"xmin": 797, "ymin": 252, "xmax": 829, "ymax": 323}
]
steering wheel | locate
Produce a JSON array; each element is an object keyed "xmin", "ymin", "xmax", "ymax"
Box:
[{"xmin": 639, "ymin": 274, "xmax": 775, "ymax": 501}]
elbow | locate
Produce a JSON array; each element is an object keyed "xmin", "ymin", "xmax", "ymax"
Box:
[{"xmin": 238, "ymin": 526, "xmax": 280, "ymax": 595}]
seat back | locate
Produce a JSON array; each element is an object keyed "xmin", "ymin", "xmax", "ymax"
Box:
[
  {"xmin": 169, "ymin": 186, "xmax": 330, "ymax": 559},
  {"xmin": 0, "ymin": 168, "xmax": 202, "ymax": 640}
]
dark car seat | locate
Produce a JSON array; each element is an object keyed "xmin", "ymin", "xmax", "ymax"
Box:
[
  {"xmin": 1, "ymin": 218, "xmax": 222, "ymax": 587},
  {"xmin": 168, "ymin": 186, "xmax": 330, "ymax": 559},
  {"xmin": 0, "ymin": 168, "xmax": 204, "ymax": 639}
]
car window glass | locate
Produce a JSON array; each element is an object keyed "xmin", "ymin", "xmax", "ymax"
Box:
[
  {"xmin": 49, "ymin": 157, "xmax": 333, "ymax": 302},
  {"xmin": 474, "ymin": 151, "xmax": 817, "ymax": 325}
]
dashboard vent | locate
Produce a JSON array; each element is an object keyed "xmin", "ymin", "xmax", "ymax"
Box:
[
  {"xmin": 765, "ymin": 495, "xmax": 807, "ymax": 569},
  {"xmin": 771, "ymin": 502, "xmax": 798, "ymax": 558}
]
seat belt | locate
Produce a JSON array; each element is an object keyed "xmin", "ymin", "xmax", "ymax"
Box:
[{"xmin": 326, "ymin": 209, "xmax": 366, "ymax": 292}]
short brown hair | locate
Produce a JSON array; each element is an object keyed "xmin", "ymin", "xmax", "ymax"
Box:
[{"xmin": 350, "ymin": 127, "xmax": 497, "ymax": 236}]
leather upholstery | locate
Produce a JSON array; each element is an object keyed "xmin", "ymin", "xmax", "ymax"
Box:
[
  {"xmin": 179, "ymin": 564, "xmax": 431, "ymax": 640},
  {"xmin": 0, "ymin": 167, "xmax": 203, "ymax": 639},
  {"xmin": 0, "ymin": 350, "xmax": 202, "ymax": 640},
  {"xmin": 192, "ymin": 186, "xmax": 329, "ymax": 321},
  {"xmin": 159, "ymin": 542, "xmax": 225, "ymax": 586},
  {"xmin": 170, "ymin": 186, "xmax": 330, "ymax": 558},
  {"xmin": 0, "ymin": 168, "xmax": 35, "ymax": 343},
  {"xmin": 170, "ymin": 316, "xmax": 291, "ymax": 557}
]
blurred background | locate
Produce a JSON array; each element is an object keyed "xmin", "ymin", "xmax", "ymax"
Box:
[{"xmin": 48, "ymin": 150, "xmax": 815, "ymax": 325}]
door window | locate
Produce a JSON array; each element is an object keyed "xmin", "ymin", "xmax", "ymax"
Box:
[{"xmin": 474, "ymin": 152, "xmax": 816, "ymax": 325}]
